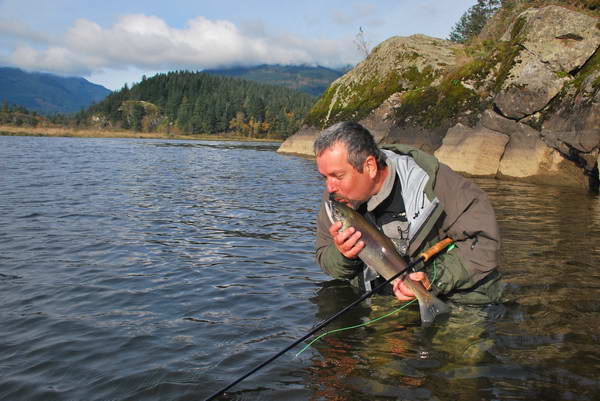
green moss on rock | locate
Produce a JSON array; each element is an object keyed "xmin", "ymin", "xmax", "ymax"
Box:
[
  {"xmin": 303, "ymin": 83, "xmax": 338, "ymax": 126},
  {"xmin": 304, "ymin": 65, "xmax": 439, "ymax": 128},
  {"xmin": 394, "ymin": 78, "xmax": 483, "ymax": 129},
  {"xmin": 570, "ymin": 46, "xmax": 600, "ymax": 90}
]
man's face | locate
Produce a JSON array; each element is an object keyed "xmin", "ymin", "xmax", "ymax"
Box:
[{"xmin": 316, "ymin": 142, "xmax": 377, "ymax": 206}]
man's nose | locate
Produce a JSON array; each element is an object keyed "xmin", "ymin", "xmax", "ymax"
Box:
[{"xmin": 326, "ymin": 178, "xmax": 337, "ymax": 194}]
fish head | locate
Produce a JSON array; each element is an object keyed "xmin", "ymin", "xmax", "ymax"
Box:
[{"xmin": 324, "ymin": 195, "xmax": 354, "ymax": 229}]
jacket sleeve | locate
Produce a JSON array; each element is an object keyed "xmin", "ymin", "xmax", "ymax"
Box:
[
  {"xmin": 315, "ymin": 192, "xmax": 364, "ymax": 280},
  {"xmin": 430, "ymin": 164, "xmax": 501, "ymax": 293}
]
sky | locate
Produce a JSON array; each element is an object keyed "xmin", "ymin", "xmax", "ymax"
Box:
[{"xmin": 0, "ymin": 0, "xmax": 478, "ymax": 90}]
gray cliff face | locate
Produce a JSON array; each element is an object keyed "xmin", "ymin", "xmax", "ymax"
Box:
[
  {"xmin": 494, "ymin": 6, "xmax": 600, "ymax": 120},
  {"xmin": 279, "ymin": 5, "xmax": 600, "ymax": 192}
]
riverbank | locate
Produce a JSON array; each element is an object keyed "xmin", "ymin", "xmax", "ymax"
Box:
[{"xmin": 0, "ymin": 125, "xmax": 283, "ymax": 143}]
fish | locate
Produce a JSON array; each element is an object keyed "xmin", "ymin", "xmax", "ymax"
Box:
[{"xmin": 324, "ymin": 198, "xmax": 449, "ymax": 324}]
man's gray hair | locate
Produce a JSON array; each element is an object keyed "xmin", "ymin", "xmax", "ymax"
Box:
[{"xmin": 313, "ymin": 121, "xmax": 386, "ymax": 172}]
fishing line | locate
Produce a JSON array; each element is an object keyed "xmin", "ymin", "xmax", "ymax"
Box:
[
  {"xmin": 295, "ymin": 251, "xmax": 450, "ymax": 356},
  {"xmin": 295, "ymin": 299, "xmax": 417, "ymax": 356}
]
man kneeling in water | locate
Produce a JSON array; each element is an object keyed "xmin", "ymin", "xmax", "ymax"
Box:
[{"xmin": 314, "ymin": 121, "xmax": 504, "ymax": 304}]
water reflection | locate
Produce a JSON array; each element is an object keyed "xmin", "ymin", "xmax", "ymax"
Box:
[{"xmin": 305, "ymin": 281, "xmax": 509, "ymax": 400}]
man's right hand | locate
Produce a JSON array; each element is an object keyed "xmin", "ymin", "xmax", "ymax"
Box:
[{"xmin": 329, "ymin": 221, "xmax": 364, "ymax": 259}]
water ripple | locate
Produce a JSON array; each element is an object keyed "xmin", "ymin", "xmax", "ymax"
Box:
[{"xmin": 1, "ymin": 136, "xmax": 599, "ymax": 400}]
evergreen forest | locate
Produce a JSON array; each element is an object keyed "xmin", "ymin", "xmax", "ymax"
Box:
[{"xmin": 78, "ymin": 71, "xmax": 316, "ymax": 138}]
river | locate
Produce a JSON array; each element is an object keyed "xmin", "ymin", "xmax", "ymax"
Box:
[{"xmin": 0, "ymin": 135, "xmax": 599, "ymax": 400}]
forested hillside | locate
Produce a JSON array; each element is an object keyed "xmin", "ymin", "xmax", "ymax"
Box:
[
  {"xmin": 204, "ymin": 65, "xmax": 344, "ymax": 96},
  {"xmin": 80, "ymin": 71, "xmax": 315, "ymax": 138}
]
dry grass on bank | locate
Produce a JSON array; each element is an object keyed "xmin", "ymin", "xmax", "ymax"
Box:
[{"xmin": 0, "ymin": 125, "xmax": 283, "ymax": 143}]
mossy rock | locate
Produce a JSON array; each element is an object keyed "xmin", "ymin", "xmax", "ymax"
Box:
[{"xmin": 304, "ymin": 35, "xmax": 462, "ymax": 128}]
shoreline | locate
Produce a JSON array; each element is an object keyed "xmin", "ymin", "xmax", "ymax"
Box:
[{"xmin": 0, "ymin": 125, "xmax": 283, "ymax": 143}]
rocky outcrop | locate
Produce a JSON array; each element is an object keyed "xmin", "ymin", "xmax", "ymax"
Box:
[
  {"xmin": 493, "ymin": 6, "xmax": 600, "ymax": 120},
  {"xmin": 276, "ymin": 125, "xmax": 320, "ymax": 156},
  {"xmin": 540, "ymin": 67, "xmax": 600, "ymax": 188},
  {"xmin": 292, "ymin": 35, "xmax": 464, "ymax": 151},
  {"xmin": 437, "ymin": 5, "xmax": 600, "ymax": 190},
  {"xmin": 278, "ymin": 4, "xmax": 600, "ymax": 192},
  {"xmin": 278, "ymin": 34, "xmax": 468, "ymax": 155},
  {"xmin": 437, "ymin": 115, "xmax": 598, "ymax": 190}
]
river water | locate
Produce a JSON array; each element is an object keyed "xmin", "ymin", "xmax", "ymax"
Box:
[{"xmin": 0, "ymin": 135, "xmax": 598, "ymax": 401}]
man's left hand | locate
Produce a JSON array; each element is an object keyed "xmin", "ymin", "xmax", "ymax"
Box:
[{"xmin": 392, "ymin": 272, "xmax": 431, "ymax": 301}]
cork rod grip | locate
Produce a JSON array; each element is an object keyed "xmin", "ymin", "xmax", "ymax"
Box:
[{"xmin": 419, "ymin": 238, "xmax": 454, "ymax": 262}]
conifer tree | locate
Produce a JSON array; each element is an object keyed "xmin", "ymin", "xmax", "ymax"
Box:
[{"xmin": 448, "ymin": 0, "xmax": 502, "ymax": 43}]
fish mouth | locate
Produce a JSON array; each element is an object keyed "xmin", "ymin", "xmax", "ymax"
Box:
[
  {"xmin": 324, "ymin": 198, "xmax": 335, "ymax": 224},
  {"xmin": 325, "ymin": 194, "xmax": 354, "ymax": 223},
  {"xmin": 325, "ymin": 193, "xmax": 347, "ymax": 224}
]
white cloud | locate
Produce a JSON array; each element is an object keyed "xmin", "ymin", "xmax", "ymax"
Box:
[
  {"xmin": 10, "ymin": 44, "xmax": 94, "ymax": 75},
  {"xmin": 4, "ymin": 14, "xmax": 357, "ymax": 78},
  {"xmin": 0, "ymin": 18, "xmax": 57, "ymax": 45}
]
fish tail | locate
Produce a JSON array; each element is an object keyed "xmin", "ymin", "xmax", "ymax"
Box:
[{"xmin": 417, "ymin": 294, "xmax": 450, "ymax": 325}]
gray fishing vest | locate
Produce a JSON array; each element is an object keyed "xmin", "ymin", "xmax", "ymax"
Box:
[{"xmin": 362, "ymin": 150, "xmax": 440, "ymax": 291}]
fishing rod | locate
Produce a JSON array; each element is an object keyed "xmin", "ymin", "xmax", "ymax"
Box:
[{"xmin": 204, "ymin": 237, "xmax": 454, "ymax": 401}]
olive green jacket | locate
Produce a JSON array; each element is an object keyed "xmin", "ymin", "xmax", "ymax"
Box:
[{"xmin": 315, "ymin": 145, "xmax": 504, "ymax": 304}]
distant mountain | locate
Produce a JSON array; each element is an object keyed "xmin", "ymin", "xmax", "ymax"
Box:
[
  {"xmin": 0, "ymin": 67, "xmax": 111, "ymax": 115},
  {"xmin": 203, "ymin": 65, "xmax": 344, "ymax": 96}
]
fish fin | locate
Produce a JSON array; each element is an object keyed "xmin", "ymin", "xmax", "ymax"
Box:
[{"xmin": 418, "ymin": 294, "xmax": 450, "ymax": 325}]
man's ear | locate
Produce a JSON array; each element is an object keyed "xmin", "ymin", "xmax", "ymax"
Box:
[{"xmin": 365, "ymin": 155, "xmax": 378, "ymax": 178}]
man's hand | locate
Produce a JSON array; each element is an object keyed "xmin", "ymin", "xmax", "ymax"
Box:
[
  {"xmin": 329, "ymin": 221, "xmax": 364, "ymax": 259},
  {"xmin": 392, "ymin": 272, "xmax": 431, "ymax": 301}
]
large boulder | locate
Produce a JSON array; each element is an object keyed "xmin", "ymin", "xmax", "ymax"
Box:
[
  {"xmin": 494, "ymin": 6, "xmax": 600, "ymax": 120},
  {"xmin": 279, "ymin": 34, "xmax": 464, "ymax": 157},
  {"xmin": 319, "ymin": 34, "xmax": 462, "ymax": 126},
  {"xmin": 481, "ymin": 110, "xmax": 543, "ymax": 178},
  {"xmin": 479, "ymin": 110, "xmax": 591, "ymax": 189},
  {"xmin": 498, "ymin": 132, "xmax": 588, "ymax": 188},
  {"xmin": 501, "ymin": 6, "xmax": 600, "ymax": 73},
  {"xmin": 300, "ymin": 35, "xmax": 464, "ymax": 145},
  {"xmin": 434, "ymin": 123, "xmax": 509, "ymax": 177},
  {"xmin": 493, "ymin": 51, "xmax": 569, "ymax": 119},
  {"xmin": 541, "ymin": 69, "xmax": 600, "ymax": 154},
  {"xmin": 497, "ymin": 128, "xmax": 546, "ymax": 179}
]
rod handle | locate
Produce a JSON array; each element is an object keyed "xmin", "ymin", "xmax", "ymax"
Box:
[{"xmin": 419, "ymin": 238, "xmax": 454, "ymax": 262}]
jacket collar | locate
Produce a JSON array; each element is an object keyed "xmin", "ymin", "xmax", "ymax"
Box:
[{"xmin": 366, "ymin": 158, "xmax": 395, "ymax": 212}]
